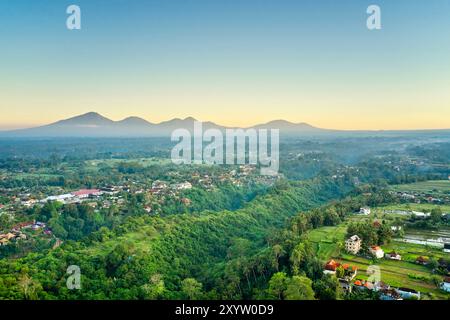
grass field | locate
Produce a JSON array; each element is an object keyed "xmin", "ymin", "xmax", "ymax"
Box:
[
  {"xmin": 14, "ymin": 172, "xmax": 62, "ymax": 180},
  {"xmin": 383, "ymin": 240, "xmax": 448, "ymax": 261},
  {"xmin": 390, "ymin": 180, "xmax": 450, "ymax": 193},
  {"xmin": 307, "ymin": 224, "xmax": 348, "ymax": 260},
  {"xmin": 375, "ymin": 203, "xmax": 450, "ymax": 214}
]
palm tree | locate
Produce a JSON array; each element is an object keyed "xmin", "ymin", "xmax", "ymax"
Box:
[{"xmin": 18, "ymin": 274, "xmax": 36, "ymax": 300}]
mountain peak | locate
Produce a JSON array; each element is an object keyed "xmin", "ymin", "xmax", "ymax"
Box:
[
  {"xmin": 118, "ymin": 116, "xmax": 153, "ymax": 126},
  {"xmin": 254, "ymin": 119, "xmax": 317, "ymax": 131},
  {"xmin": 55, "ymin": 112, "xmax": 114, "ymax": 126}
]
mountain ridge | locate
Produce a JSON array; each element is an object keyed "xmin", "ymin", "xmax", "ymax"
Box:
[{"xmin": 1, "ymin": 112, "xmax": 449, "ymax": 137}]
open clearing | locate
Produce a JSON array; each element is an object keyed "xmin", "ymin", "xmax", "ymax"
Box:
[{"xmin": 390, "ymin": 180, "xmax": 450, "ymax": 194}]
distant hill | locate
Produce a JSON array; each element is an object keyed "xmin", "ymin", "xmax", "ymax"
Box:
[
  {"xmin": 253, "ymin": 119, "xmax": 325, "ymax": 133},
  {"xmin": 1, "ymin": 112, "xmax": 449, "ymax": 138},
  {"xmin": 0, "ymin": 112, "xmax": 328, "ymax": 137}
]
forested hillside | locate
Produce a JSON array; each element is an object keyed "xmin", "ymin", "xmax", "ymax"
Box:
[{"xmin": 0, "ymin": 177, "xmax": 353, "ymax": 299}]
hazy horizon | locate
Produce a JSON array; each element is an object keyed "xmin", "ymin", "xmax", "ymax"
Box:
[
  {"xmin": 1, "ymin": 0, "xmax": 450, "ymax": 130},
  {"xmin": 1, "ymin": 111, "xmax": 450, "ymax": 133}
]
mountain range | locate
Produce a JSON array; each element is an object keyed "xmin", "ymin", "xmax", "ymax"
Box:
[
  {"xmin": 1, "ymin": 112, "xmax": 449, "ymax": 138},
  {"xmin": 0, "ymin": 112, "xmax": 326, "ymax": 137}
]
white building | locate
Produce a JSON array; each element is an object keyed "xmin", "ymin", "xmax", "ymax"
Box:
[
  {"xmin": 444, "ymin": 243, "xmax": 450, "ymax": 253},
  {"xmin": 22, "ymin": 199, "xmax": 38, "ymax": 207},
  {"xmin": 396, "ymin": 287, "xmax": 420, "ymax": 300},
  {"xmin": 412, "ymin": 211, "xmax": 429, "ymax": 218},
  {"xmin": 359, "ymin": 207, "xmax": 371, "ymax": 215},
  {"xmin": 72, "ymin": 189, "xmax": 102, "ymax": 199},
  {"xmin": 345, "ymin": 235, "xmax": 362, "ymax": 254},
  {"xmin": 370, "ymin": 246, "xmax": 384, "ymax": 259},
  {"xmin": 440, "ymin": 278, "xmax": 450, "ymax": 293},
  {"xmin": 172, "ymin": 182, "xmax": 192, "ymax": 190},
  {"xmin": 152, "ymin": 180, "xmax": 168, "ymax": 190},
  {"xmin": 385, "ymin": 251, "xmax": 401, "ymax": 260},
  {"xmin": 42, "ymin": 193, "xmax": 74, "ymax": 203}
]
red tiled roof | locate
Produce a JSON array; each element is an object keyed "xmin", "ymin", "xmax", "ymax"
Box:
[
  {"xmin": 72, "ymin": 189, "xmax": 100, "ymax": 196},
  {"xmin": 325, "ymin": 259, "xmax": 340, "ymax": 271},
  {"xmin": 325, "ymin": 260, "xmax": 357, "ymax": 272},
  {"xmin": 12, "ymin": 221, "xmax": 34, "ymax": 229}
]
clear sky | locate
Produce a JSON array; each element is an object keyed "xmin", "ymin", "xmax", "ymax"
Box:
[{"xmin": 0, "ymin": 0, "xmax": 449, "ymax": 130}]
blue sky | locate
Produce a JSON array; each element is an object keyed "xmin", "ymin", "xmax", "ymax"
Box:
[{"xmin": 1, "ymin": 0, "xmax": 449, "ymax": 129}]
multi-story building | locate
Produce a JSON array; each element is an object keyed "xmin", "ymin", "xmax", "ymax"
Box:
[{"xmin": 345, "ymin": 235, "xmax": 362, "ymax": 254}]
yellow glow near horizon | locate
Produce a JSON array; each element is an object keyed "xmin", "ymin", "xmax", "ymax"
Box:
[
  {"xmin": 1, "ymin": 83, "xmax": 449, "ymax": 130},
  {"xmin": 1, "ymin": 101, "xmax": 449, "ymax": 131}
]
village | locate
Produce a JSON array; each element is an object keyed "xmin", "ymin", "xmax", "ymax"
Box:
[
  {"xmin": 0, "ymin": 164, "xmax": 281, "ymax": 248},
  {"xmin": 315, "ymin": 204, "xmax": 450, "ymax": 300}
]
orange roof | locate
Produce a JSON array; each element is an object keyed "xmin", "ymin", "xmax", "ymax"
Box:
[
  {"xmin": 371, "ymin": 246, "xmax": 381, "ymax": 250},
  {"xmin": 324, "ymin": 259, "xmax": 340, "ymax": 271},
  {"xmin": 354, "ymin": 280, "xmax": 362, "ymax": 286},
  {"xmin": 342, "ymin": 264, "xmax": 358, "ymax": 271}
]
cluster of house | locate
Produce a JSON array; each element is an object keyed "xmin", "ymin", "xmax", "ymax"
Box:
[
  {"xmin": 383, "ymin": 209, "xmax": 432, "ymax": 218},
  {"xmin": 345, "ymin": 235, "xmax": 396, "ymax": 260},
  {"xmin": 150, "ymin": 180, "xmax": 193, "ymax": 195},
  {"xmin": 322, "ymin": 259, "xmax": 424, "ymax": 299},
  {"xmin": 193, "ymin": 165, "xmax": 278, "ymax": 188},
  {"xmin": 354, "ymin": 280, "xmax": 421, "ymax": 300},
  {"xmin": 0, "ymin": 231, "xmax": 26, "ymax": 246},
  {"xmin": 323, "ymin": 259, "xmax": 358, "ymax": 281},
  {"xmin": 392, "ymin": 190, "xmax": 449, "ymax": 205},
  {"xmin": 0, "ymin": 220, "xmax": 50, "ymax": 246},
  {"xmin": 343, "ymin": 234, "xmax": 450, "ymax": 297},
  {"xmin": 359, "ymin": 204, "xmax": 449, "ymax": 222},
  {"xmin": 415, "ymin": 256, "xmax": 450, "ymax": 293},
  {"xmin": 146, "ymin": 181, "xmax": 194, "ymax": 211},
  {"xmin": 41, "ymin": 189, "xmax": 103, "ymax": 205},
  {"xmin": 2, "ymin": 164, "xmax": 277, "ymax": 214}
]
